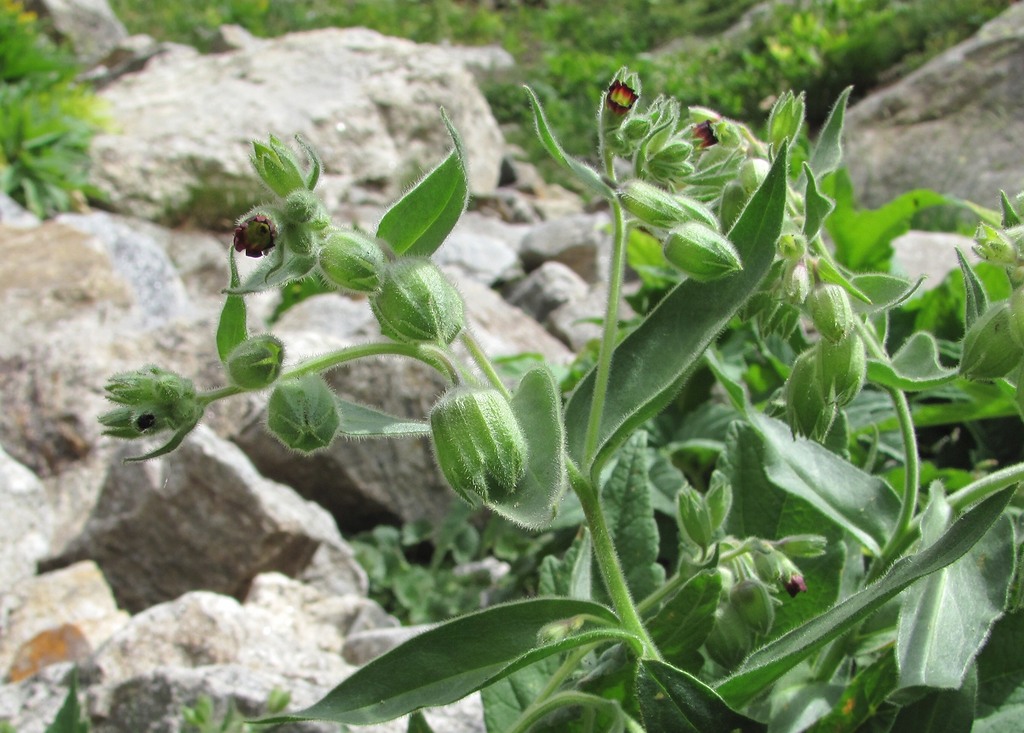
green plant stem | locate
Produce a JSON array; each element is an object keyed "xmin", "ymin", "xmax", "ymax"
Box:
[
  {"xmin": 582, "ymin": 197, "xmax": 629, "ymax": 472},
  {"xmin": 567, "ymin": 461, "xmax": 661, "ymax": 660},
  {"xmin": 872, "ymin": 385, "xmax": 919, "ymax": 573},
  {"xmin": 197, "ymin": 341, "xmax": 459, "ymax": 406},
  {"xmin": 460, "ymin": 331, "xmax": 512, "ymax": 400},
  {"xmin": 506, "ymin": 691, "xmax": 626, "ymax": 733}
]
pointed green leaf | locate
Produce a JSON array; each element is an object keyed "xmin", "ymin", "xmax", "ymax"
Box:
[
  {"xmin": 805, "ymin": 86, "xmax": 851, "ymax": 180},
  {"xmin": 407, "ymin": 711, "xmax": 435, "ymax": 733},
  {"xmin": 123, "ymin": 420, "xmax": 200, "ymax": 463},
  {"xmin": 481, "ymin": 656, "xmax": 563, "ymax": 733},
  {"xmin": 260, "ymin": 598, "xmax": 620, "ymax": 726},
  {"xmin": 377, "ymin": 109, "xmax": 468, "ymax": 257},
  {"xmin": 897, "ymin": 489, "xmax": 1014, "ymax": 690},
  {"xmin": 539, "ymin": 530, "xmax": 593, "ymax": 600},
  {"xmin": 602, "ymin": 432, "xmax": 664, "ymax": 602},
  {"xmin": 494, "ymin": 367, "xmax": 567, "ymax": 528},
  {"xmin": 524, "ymin": 86, "xmax": 615, "ymax": 200},
  {"xmin": 957, "ymin": 248, "xmax": 988, "ymax": 330},
  {"xmin": 228, "ymin": 249, "xmax": 316, "ymax": 294},
  {"xmin": 975, "ymin": 610, "xmax": 1024, "ymax": 732},
  {"xmin": 867, "ymin": 332, "xmax": 958, "ymax": 391},
  {"xmin": 45, "ymin": 670, "xmax": 89, "ymax": 733},
  {"xmin": 636, "ymin": 659, "xmax": 766, "ymax": 733},
  {"xmin": 336, "ymin": 397, "xmax": 430, "ymax": 439},
  {"xmin": 716, "ymin": 488, "xmax": 1015, "ymax": 708},
  {"xmin": 891, "ymin": 665, "xmax": 978, "ymax": 733},
  {"xmin": 849, "ymin": 273, "xmax": 921, "ymax": 314},
  {"xmin": 805, "ymin": 651, "xmax": 898, "ymax": 733},
  {"xmin": 1000, "ymin": 191, "xmax": 1021, "ymax": 227},
  {"xmin": 802, "ymin": 163, "xmax": 835, "ymax": 240},
  {"xmin": 648, "ymin": 569, "xmax": 722, "ymax": 671},
  {"xmin": 565, "ymin": 148, "xmax": 789, "ymax": 472},
  {"xmin": 216, "ymin": 251, "xmax": 248, "ymax": 363}
]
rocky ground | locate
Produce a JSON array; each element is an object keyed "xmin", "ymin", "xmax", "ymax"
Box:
[{"xmin": 3, "ymin": 0, "xmax": 1022, "ymax": 731}]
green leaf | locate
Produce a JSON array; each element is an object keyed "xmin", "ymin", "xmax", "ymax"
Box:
[
  {"xmin": 849, "ymin": 272, "xmax": 921, "ymax": 314},
  {"xmin": 601, "ymin": 432, "xmax": 664, "ymax": 602},
  {"xmin": 539, "ymin": 530, "xmax": 593, "ymax": 600},
  {"xmin": 802, "ymin": 163, "xmax": 835, "ymax": 240},
  {"xmin": 823, "ymin": 170, "xmax": 955, "ymax": 272},
  {"xmin": 336, "ymin": 397, "xmax": 430, "ymax": 439},
  {"xmin": 867, "ymin": 332, "xmax": 958, "ymax": 391},
  {"xmin": 407, "ymin": 711, "xmax": 435, "ymax": 733},
  {"xmin": 747, "ymin": 412, "xmax": 900, "ymax": 556},
  {"xmin": 216, "ymin": 251, "xmax": 248, "ymax": 363},
  {"xmin": 715, "ymin": 488, "xmax": 1015, "ymax": 708},
  {"xmin": 524, "ymin": 86, "xmax": 615, "ymax": 200},
  {"xmin": 896, "ymin": 489, "xmax": 1015, "ymax": 690},
  {"xmin": 481, "ymin": 656, "xmax": 563, "ymax": 733},
  {"xmin": 805, "ymin": 651, "xmax": 898, "ymax": 733},
  {"xmin": 805, "ymin": 86, "xmax": 851, "ymax": 180},
  {"xmin": 891, "ymin": 665, "xmax": 977, "ymax": 733},
  {"xmin": 45, "ymin": 670, "xmax": 89, "ymax": 733},
  {"xmin": 228, "ymin": 249, "xmax": 317, "ymax": 294},
  {"xmin": 957, "ymin": 248, "xmax": 988, "ymax": 331},
  {"xmin": 1000, "ymin": 191, "xmax": 1021, "ymax": 227},
  {"xmin": 123, "ymin": 419, "xmax": 201, "ymax": 463},
  {"xmin": 494, "ymin": 367, "xmax": 567, "ymax": 529},
  {"xmin": 636, "ymin": 659, "xmax": 766, "ymax": 733},
  {"xmin": 565, "ymin": 148, "xmax": 789, "ymax": 472},
  {"xmin": 647, "ymin": 569, "xmax": 722, "ymax": 671},
  {"xmin": 376, "ymin": 109, "xmax": 468, "ymax": 257},
  {"xmin": 975, "ymin": 610, "xmax": 1024, "ymax": 732},
  {"xmin": 260, "ymin": 598, "xmax": 620, "ymax": 726}
]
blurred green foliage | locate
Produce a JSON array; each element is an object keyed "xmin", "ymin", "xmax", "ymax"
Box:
[{"xmin": 0, "ymin": 0, "xmax": 105, "ymax": 217}]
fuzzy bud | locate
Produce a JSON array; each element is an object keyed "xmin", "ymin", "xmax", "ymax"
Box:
[
  {"xmin": 251, "ymin": 136, "xmax": 306, "ymax": 198},
  {"xmin": 766, "ymin": 91, "xmax": 805, "ymax": 149},
  {"xmin": 99, "ymin": 365, "xmax": 204, "ymax": 439},
  {"xmin": 266, "ymin": 375, "xmax": 340, "ymax": 453},
  {"xmin": 318, "ymin": 230, "xmax": 386, "ymax": 293},
  {"xmin": 1007, "ymin": 287, "xmax": 1024, "ymax": 349},
  {"xmin": 730, "ymin": 579, "xmax": 776, "ymax": 637},
  {"xmin": 817, "ymin": 332, "xmax": 867, "ymax": 406},
  {"xmin": 807, "ymin": 284, "xmax": 855, "ymax": 343},
  {"xmin": 663, "ymin": 222, "xmax": 741, "ymax": 282},
  {"xmin": 973, "ymin": 223, "xmax": 1019, "ymax": 266},
  {"xmin": 705, "ymin": 604, "xmax": 753, "ymax": 669},
  {"xmin": 959, "ymin": 301, "xmax": 1024, "ymax": 380},
  {"xmin": 739, "ymin": 158, "xmax": 771, "ymax": 196},
  {"xmin": 429, "ymin": 388, "xmax": 528, "ymax": 504},
  {"xmin": 226, "ymin": 335, "xmax": 285, "ymax": 390},
  {"xmin": 705, "ymin": 472, "xmax": 733, "ymax": 532},
  {"xmin": 784, "ymin": 347, "xmax": 836, "ymax": 440},
  {"xmin": 371, "ymin": 258, "xmax": 465, "ymax": 344},
  {"xmin": 677, "ymin": 486, "xmax": 713, "ymax": 552},
  {"xmin": 620, "ymin": 180, "xmax": 718, "ymax": 231},
  {"xmin": 718, "ymin": 180, "xmax": 748, "ymax": 233},
  {"xmin": 282, "ymin": 189, "xmax": 329, "ymax": 229},
  {"xmin": 644, "ymin": 139, "xmax": 695, "ymax": 185}
]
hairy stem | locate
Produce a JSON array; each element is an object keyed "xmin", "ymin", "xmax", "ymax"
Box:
[{"xmin": 460, "ymin": 331, "xmax": 512, "ymax": 400}]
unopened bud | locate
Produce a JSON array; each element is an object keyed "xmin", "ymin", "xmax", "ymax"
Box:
[
  {"xmin": 729, "ymin": 579, "xmax": 776, "ymax": 637},
  {"xmin": 807, "ymin": 284, "xmax": 855, "ymax": 343},
  {"xmin": 644, "ymin": 139, "xmax": 695, "ymax": 185},
  {"xmin": 739, "ymin": 158, "xmax": 771, "ymax": 196},
  {"xmin": 226, "ymin": 335, "xmax": 284, "ymax": 390},
  {"xmin": 960, "ymin": 301, "xmax": 1024, "ymax": 380},
  {"xmin": 766, "ymin": 91, "xmax": 805, "ymax": 149},
  {"xmin": 318, "ymin": 230, "xmax": 386, "ymax": 293},
  {"xmin": 663, "ymin": 222, "xmax": 741, "ymax": 282},
  {"xmin": 430, "ymin": 388, "xmax": 528, "ymax": 504},
  {"xmin": 773, "ymin": 534, "xmax": 828, "ymax": 558},
  {"xmin": 371, "ymin": 258, "xmax": 465, "ymax": 344},
  {"xmin": 784, "ymin": 347, "xmax": 835, "ymax": 439},
  {"xmin": 282, "ymin": 189, "xmax": 329, "ymax": 229},
  {"xmin": 705, "ymin": 472, "xmax": 732, "ymax": 532},
  {"xmin": 251, "ymin": 136, "xmax": 306, "ymax": 198},
  {"xmin": 99, "ymin": 366, "xmax": 204, "ymax": 439},
  {"xmin": 677, "ymin": 486, "xmax": 713, "ymax": 551},
  {"xmin": 620, "ymin": 180, "xmax": 717, "ymax": 231},
  {"xmin": 973, "ymin": 223, "xmax": 1019, "ymax": 266},
  {"xmin": 718, "ymin": 180, "xmax": 748, "ymax": 233},
  {"xmin": 782, "ymin": 259, "xmax": 812, "ymax": 304},
  {"xmin": 266, "ymin": 375, "xmax": 340, "ymax": 453},
  {"xmin": 705, "ymin": 604, "xmax": 753, "ymax": 669},
  {"xmin": 783, "ymin": 574, "xmax": 808, "ymax": 597},
  {"xmin": 817, "ymin": 332, "xmax": 866, "ymax": 406}
]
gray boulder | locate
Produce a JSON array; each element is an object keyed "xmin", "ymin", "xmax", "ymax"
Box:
[
  {"xmin": 25, "ymin": 0, "xmax": 128, "ymax": 65},
  {"xmin": 519, "ymin": 212, "xmax": 612, "ymax": 283},
  {"xmin": 90, "ymin": 27, "xmax": 506, "ymax": 226},
  {"xmin": 845, "ymin": 4, "xmax": 1024, "ymax": 207},
  {"xmin": 0, "ymin": 446, "xmax": 53, "ymax": 591}
]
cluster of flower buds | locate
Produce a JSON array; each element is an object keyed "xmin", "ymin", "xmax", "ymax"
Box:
[{"xmin": 676, "ymin": 472, "xmax": 732, "ymax": 554}]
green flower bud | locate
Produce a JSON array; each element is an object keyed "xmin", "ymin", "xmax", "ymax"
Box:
[
  {"xmin": 817, "ymin": 332, "xmax": 866, "ymax": 407},
  {"xmin": 663, "ymin": 222, "xmax": 742, "ymax": 282},
  {"xmin": 282, "ymin": 189, "xmax": 329, "ymax": 229},
  {"xmin": 99, "ymin": 365, "xmax": 204, "ymax": 439},
  {"xmin": 644, "ymin": 139, "xmax": 695, "ymax": 185},
  {"xmin": 226, "ymin": 334, "xmax": 285, "ymax": 390},
  {"xmin": 973, "ymin": 223, "xmax": 1019, "ymax": 266},
  {"xmin": 317, "ymin": 230, "xmax": 386, "ymax": 293},
  {"xmin": 781, "ymin": 259, "xmax": 812, "ymax": 304},
  {"xmin": 729, "ymin": 579, "xmax": 776, "ymax": 637},
  {"xmin": 266, "ymin": 375, "xmax": 340, "ymax": 453},
  {"xmin": 784, "ymin": 347, "xmax": 836, "ymax": 439},
  {"xmin": 429, "ymin": 388, "xmax": 528, "ymax": 504},
  {"xmin": 619, "ymin": 180, "xmax": 718, "ymax": 231},
  {"xmin": 739, "ymin": 158, "xmax": 771, "ymax": 195},
  {"xmin": 773, "ymin": 534, "xmax": 828, "ymax": 559},
  {"xmin": 807, "ymin": 283, "xmax": 855, "ymax": 343},
  {"xmin": 766, "ymin": 91, "xmax": 806, "ymax": 149},
  {"xmin": 251, "ymin": 135, "xmax": 306, "ymax": 198},
  {"xmin": 371, "ymin": 258, "xmax": 465, "ymax": 344},
  {"xmin": 705, "ymin": 472, "xmax": 733, "ymax": 532},
  {"xmin": 960, "ymin": 301, "xmax": 1024, "ymax": 380},
  {"xmin": 1008, "ymin": 287, "xmax": 1024, "ymax": 349},
  {"xmin": 705, "ymin": 604, "xmax": 753, "ymax": 669},
  {"xmin": 718, "ymin": 180, "xmax": 748, "ymax": 233},
  {"xmin": 677, "ymin": 486, "xmax": 713, "ymax": 552}
]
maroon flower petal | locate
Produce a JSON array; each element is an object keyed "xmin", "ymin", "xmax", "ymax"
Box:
[
  {"xmin": 784, "ymin": 574, "xmax": 808, "ymax": 597},
  {"xmin": 606, "ymin": 80, "xmax": 639, "ymax": 115},
  {"xmin": 693, "ymin": 120, "xmax": 718, "ymax": 149},
  {"xmin": 233, "ymin": 214, "xmax": 277, "ymax": 258}
]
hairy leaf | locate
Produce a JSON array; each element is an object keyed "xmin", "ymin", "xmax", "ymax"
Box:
[
  {"xmin": 216, "ymin": 251, "xmax": 248, "ymax": 363},
  {"xmin": 867, "ymin": 332, "xmax": 958, "ymax": 391},
  {"xmin": 648, "ymin": 569, "xmax": 721, "ymax": 671},
  {"xmin": 636, "ymin": 659, "xmax": 765, "ymax": 733}
]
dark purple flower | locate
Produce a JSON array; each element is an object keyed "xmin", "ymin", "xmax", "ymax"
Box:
[
  {"xmin": 233, "ymin": 214, "xmax": 277, "ymax": 258},
  {"xmin": 693, "ymin": 120, "xmax": 718, "ymax": 149},
  {"xmin": 606, "ymin": 80, "xmax": 639, "ymax": 115},
  {"xmin": 784, "ymin": 574, "xmax": 808, "ymax": 597}
]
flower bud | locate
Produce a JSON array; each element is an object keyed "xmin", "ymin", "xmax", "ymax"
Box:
[
  {"xmin": 1008, "ymin": 287, "xmax": 1024, "ymax": 349},
  {"xmin": 781, "ymin": 259, "xmax": 812, "ymax": 304},
  {"xmin": 677, "ymin": 486, "xmax": 713, "ymax": 552},
  {"xmin": 430, "ymin": 388, "xmax": 528, "ymax": 504},
  {"xmin": 282, "ymin": 189, "xmax": 329, "ymax": 229},
  {"xmin": 784, "ymin": 347, "xmax": 835, "ymax": 439},
  {"xmin": 739, "ymin": 158, "xmax": 771, "ymax": 195},
  {"xmin": 266, "ymin": 375, "xmax": 340, "ymax": 453},
  {"xmin": 371, "ymin": 258, "xmax": 465, "ymax": 344},
  {"xmin": 99, "ymin": 366, "xmax": 204, "ymax": 439},
  {"xmin": 973, "ymin": 223, "xmax": 1019, "ymax": 266},
  {"xmin": 692, "ymin": 119, "xmax": 718, "ymax": 149},
  {"xmin": 317, "ymin": 230, "xmax": 386, "ymax": 293},
  {"xmin": 783, "ymin": 574, "xmax": 808, "ymax": 597},
  {"xmin": 807, "ymin": 284, "xmax": 855, "ymax": 343},
  {"xmin": 718, "ymin": 180, "xmax": 748, "ymax": 233},
  {"xmin": 817, "ymin": 332, "xmax": 866, "ymax": 407},
  {"xmin": 663, "ymin": 222, "xmax": 741, "ymax": 282},
  {"xmin": 226, "ymin": 334, "xmax": 285, "ymax": 390},
  {"xmin": 644, "ymin": 139, "xmax": 695, "ymax": 185},
  {"xmin": 233, "ymin": 214, "xmax": 277, "ymax": 258},
  {"xmin": 766, "ymin": 91, "xmax": 805, "ymax": 149},
  {"xmin": 773, "ymin": 534, "xmax": 828, "ymax": 559},
  {"xmin": 959, "ymin": 301, "xmax": 1024, "ymax": 380},
  {"xmin": 251, "ymin": 136, "xmax": 306, "ymax": 198},
  {"xmin": 705, "ymin": 472, "xmax": 733, "ymax": 532},
  {"xmin": 705, "ymin": 604, "xmax": 753, "ymax": 669},
  {"xmin": 619, "ymin": 180, "xmax": 717, "ymax": 231},
  {"xmin": 729, "ymin": 579, "xmax": 776, "ymax": 637}
]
